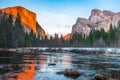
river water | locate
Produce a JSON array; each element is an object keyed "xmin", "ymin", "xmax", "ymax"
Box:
[{"xmin": 0, "ymin": 48, "xmax": 120, "ymax": 80}]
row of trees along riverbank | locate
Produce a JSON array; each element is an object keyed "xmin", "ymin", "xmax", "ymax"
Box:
[
  {"xmin": 0, "ymin": 14, "xmax": 120, "ymax": 48},
  {"xmin": 40, "ymin": 21, "xmax": 120, "ymax": 47}
]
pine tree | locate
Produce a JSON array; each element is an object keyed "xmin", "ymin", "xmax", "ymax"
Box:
[{"xmin": 117, "ymin": 21, "xmax": 120, "ymax": 46}]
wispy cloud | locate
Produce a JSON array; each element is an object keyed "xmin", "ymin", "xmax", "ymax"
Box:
[
  {"xmin": 36, "ymin": 10, "xmax": 76, "ymax": 35},
  {"xmin": 36, "ymin": 0, "xmax": 120, "ymax": 36}
]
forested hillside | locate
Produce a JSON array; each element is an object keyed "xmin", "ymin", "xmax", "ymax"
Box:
[{"xmin": 0, "ymin": 15, "xmax": 40, "ymax": 48}]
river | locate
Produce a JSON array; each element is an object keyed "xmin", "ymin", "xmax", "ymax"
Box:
[{"xmin": 0, "ymin": 48, "xmax": 120, "ymax": 80}]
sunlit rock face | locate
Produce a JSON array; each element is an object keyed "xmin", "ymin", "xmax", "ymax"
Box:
[
  {"xmin": 0, "ymin": 6, "xmax": 46, "ymax": 39},
  {"xmin": 0, "ymin": 6, "xmax": 36, "ymax": 33},
  {"xmin": 63, "ymin": 33, "xmax": 71, "ymax": 40},
  {"xmin": 72, "ymin": 9, "xmax": 120, "ymax": 36}
]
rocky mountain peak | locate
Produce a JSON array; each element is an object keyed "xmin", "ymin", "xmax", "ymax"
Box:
[
  {"xmin": 91, "ymin": 9, "xmax": 114, "ymax": 17},
  {"xmin": 0, "ymin": 6, "xmax": 36, "ymax": 33},
  {"xmin": 103, "ymin": 10, "xmax": 114, "ymax": 16},
  {"xmin": 89, "ymin": 9, "xmax": 119, "ymax": 32},
  {"xmin": 76, "ymin": 18, "xmax": 93, "ymax": 25},
  {"xmin": 72, "ymin": 17, "xmax": 93, "ymax": 36},
  {"xmin": 91, "ymin": 9, "xmax": 102, "ymax": 16},
  {"xmin": 0, "ymin": 6, "xmax": 46, "ymax": 39},
  {"xmin": 72, "ymin": 9, "xmax": 120, "ymax": 36}
]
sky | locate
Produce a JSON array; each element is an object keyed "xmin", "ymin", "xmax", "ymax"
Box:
[{"xmin": 0, "ymin": 0, "xmax": 120, "ymax": 36}]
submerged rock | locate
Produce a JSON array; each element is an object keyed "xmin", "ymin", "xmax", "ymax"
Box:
[
  {"xmin": 94, "ymin": 74, "xmax": 107, "ymax": 80},
  {"xmin": 63, "ymin": 69, "xmax": 81, "ymax": 79},
  {"xmin": 56, "ymin": 71, "xmax": 63, "ymax": 75},
  {"xmin": 48, "ymin": 63, "xmax": 56, "ymax": 66}
]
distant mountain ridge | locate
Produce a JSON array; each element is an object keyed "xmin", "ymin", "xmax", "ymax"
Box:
[
  {"xmin": 72, "ymin": 9, "xmax": 120, "ymax": 36},
  {"xmin": 0, "ymin": 6, "xmax": 46, "ymax": 39}
]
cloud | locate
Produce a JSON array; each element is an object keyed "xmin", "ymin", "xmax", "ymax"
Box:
[
  {"xmin": 33, "ymin": 0, "xmax": 120, "ymax": 36},
  {"xmin": 36, "ymin": 10, "xmax": 76, "ymax": 35},
  {"xmin": 64, "ymin": 25, "xmax": 71, "ymax": 28}
]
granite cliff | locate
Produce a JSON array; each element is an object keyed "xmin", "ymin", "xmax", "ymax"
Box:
[
  {"xmin": 72, "ymin": 18, "xmax": 93, "ymax": 36},
  {"xmin": 72, "ymin": 9, "xmax": 120, "ymax": 36},
  {"xmin": 0, "ymin": 6, "xmax": 46, "ymax": 39}
]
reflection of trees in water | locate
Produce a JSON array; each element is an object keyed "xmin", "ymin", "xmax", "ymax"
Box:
[
  {"xmin": 0, "ymin": 52, "xmax": 37, "ymax": 80},
  {"xmin": 106, "ymin": 70, "xmax": 120, "ymax": 79},
  {"xmin": 0, "ymin": 51, "xmax": 23, "ymax": 68},
  {"xmin": 9, "ymin": 54, "xmax": 37, "ymax": 80},
  {"xmin": 0, "ymin": 51, "xmax": 24, "ymax": 79},
  {"xmin": 0, "ymin": 51, "xmax": 15, "ymax": 64}
]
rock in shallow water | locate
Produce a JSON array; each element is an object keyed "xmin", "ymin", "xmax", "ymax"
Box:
[
  {"xmin": 48, "ymin": 63, "xmax": 56, "ymax": 66},
  {"xmin": 56, "ymin": 71, "xmax": 63, "ymax": 75},
  {"xmin": 94, "ymin": 74, "xmax": 107, "ymax": 80},
  {"xmin": 63, "ymin": 69, "xmax": 81, "ymax": 79}
]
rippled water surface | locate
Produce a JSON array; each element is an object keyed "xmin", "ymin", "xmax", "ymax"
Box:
[{"xmin": 0, "ymin": 50, "xmax": 120, "ymax": 80}]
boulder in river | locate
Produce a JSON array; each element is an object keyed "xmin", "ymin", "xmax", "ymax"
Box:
[
  {"xmin": 63, "ymin": 69, "xmax": 81, "ymax": 79},
  {"xmin": 94, "ymin": 74, "xmax": 107, "ymax": 80}
]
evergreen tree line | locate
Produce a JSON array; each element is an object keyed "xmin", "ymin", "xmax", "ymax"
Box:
[
  {"xmin": 39, "ymin": 33, "xmax": 66, "ymax": 47},
  {"xmin": 1, "ymin": 14, "xmax": 120, "ymax": 48},
  {"xmin": 40, "ymin": 21, "xmax": 120, "ymax": 47},
  {"xmin": 0, "ymin": 15, "xmax": 40, "ymax": 48},
  {"xmin": 70, "ymin": 21, "xmax": 120, "ymax": 47}
]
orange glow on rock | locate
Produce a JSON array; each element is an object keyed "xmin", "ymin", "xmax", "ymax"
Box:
[
  {"xmin": 63, "ymin": 33, "xmax": 71, "ymax": 40},
  {"xmin": 0, "ymin": 6, "xmax": 37, "ymax": 33},
  {"xmin": 16, "ymin": 60, "xmax": 35, "ymax": 80}
]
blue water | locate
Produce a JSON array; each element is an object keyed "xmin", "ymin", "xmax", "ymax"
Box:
[
  {"xmin": 34, "ymin": 52, "xmax": 120, "ymax": 80},
  {"xmin": 0, "ymin": 49, "xmax": 120, "ymax": 80}
]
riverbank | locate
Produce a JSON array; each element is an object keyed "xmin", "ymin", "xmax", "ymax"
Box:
[
  {"xmin": 0, "ymin": 48, "xmax": 36, "ymax": 53},
  {"xmin": 0, "ymin": 47, "xmax": 120, "ymax": 54},
  {"xmin": 0, "ymin": 48, "xmax": 16, "ymax": 52}
]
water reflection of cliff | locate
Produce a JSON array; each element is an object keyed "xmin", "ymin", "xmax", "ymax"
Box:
[
  {"xmin": 8, "ymin": 59, "xmax": 36, "ymax": 80},
  {"xmin": 7, "ymin": 53, "xmax": 72, "ymax": 80},
  {"xmin": 16, "ymin": 60, "xmax": 35, "ymax": 80}
]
